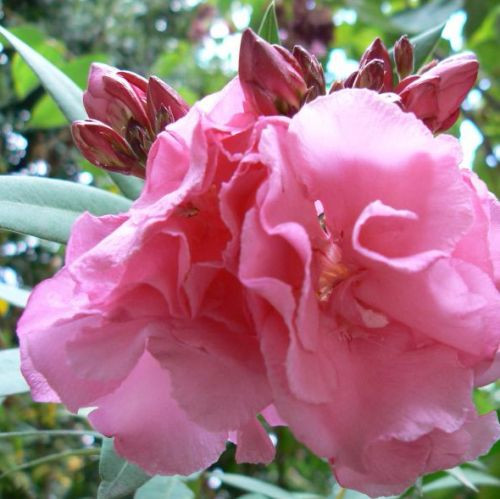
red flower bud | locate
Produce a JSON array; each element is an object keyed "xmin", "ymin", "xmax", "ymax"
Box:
[
  {"xmin": 394, "ymin": 35, "xmax": 414, "ymax": 80},
  {"xmin": 239, "ymin": 29, "xmax": 308, "ymax": 116},
  {"xmin": 83, "ymin": 63, "xmax": 149, "ymax": 135},
  {"xmin": 359, "ymin": 38, "xmax": 393, "ymax": 91},
  {"xmin": 328, "ymin": 80, "xmax": 344, "ymax": 93},
  {"xmin": 292, "ymin": 45, "xmax": 326, "ymax": 102},
  {"xmin": 147, "ymin": 76, "xmax": 190, "ymax": 133},
  {"xmin": 72, "ymin": 120, "xmax": 144, "ymax": 177},
  {"xmin": 418, "ymin": 59, "xmax": 438, "ymax": 75},
  {"xmin": 101, "ymin": 73, "xmax": 150, "ymax": 133},
  {"xmin": 354, "ymin": 59, "xmax": 385, "ymax": 91},
  {"xmin": 398, "ymin": 53, "xmax": 479, "ymax": 133},
  {"xmin": 343, "ymin": 70, "xmax": 358, "ymax": 89}
]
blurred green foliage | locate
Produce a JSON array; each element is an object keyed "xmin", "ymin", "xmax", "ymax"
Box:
[{"xmin": 0, "ymin": 0, "xmax": 499, "ymax": 497}]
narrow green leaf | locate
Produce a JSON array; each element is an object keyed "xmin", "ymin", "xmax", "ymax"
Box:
[
  {"xmin": 0, "ymin": 176, "xmax": 132, "ymax": 244},
  {"xmin": 0, "ymin": 26, "xmax": 144, "ymax": 200},
  {"xmin": 28, "ymin": 93, "xmax": 67, "ymax": 129},
  {"xmin": 346, "ymin": 0, "xmax": 402, "ymax": 33},
  {"xmin": 109, "ymin": 173, "xmax": 143, "ymax": 201},
  {"xmin": 210, "ymin": 471, "xmax": 294, "ymax": 499},
  {"xmin": 98, "ymin": 438, "xmax": 151, "ymax": 499},
  {"xmin": 391, "ymin": 0, "xmax": 463, "ymax": 34},
  {"xmin": 0, "ymin": 283, "xmax": 30, "ymax": 308},
  {"xmin": 411, "ymin": 23, "xmax": 446, "ymax": 71},
  {"xmin": 134, "ymin": 476, "xmax": 194, "ymax": 499},
  {"xmin": 0, "ymin": 429, "xmax": 102, "ymax": 439},
  {"xmin": 258, "ymin": 2, "xmax": 281, "ymax": 45},
  {"xmin": 237, "ymin": 495, "xmax": 268, "ymax": 499},
  {"xmin": 0, "ymin": 348, "xmax": 30, "ymax": 397},
  {"xmin": 446, "ymin": 467, "xmax": 479, "ymax": 492},
  {"xmin": 423, "ymin": 468, "xmax": 500, "ymax": 492},
  {"xmin": 0, "ymin": 25, "xmax": 85, "ymax": 122}
]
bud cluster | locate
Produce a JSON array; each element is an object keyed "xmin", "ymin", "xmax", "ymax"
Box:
[
  {"xmin": 238, "ymin": 29, "xmax": 326, "ymax": 117},
  {"xmin": 72, "ymin": 64, "xmax": 189, "ymax": 178},
  {"xmin": 329, "ymin": 36, "xmax": 478, "ymax": 133},
  {"xmin": 73, "ymin": 31, "xmax": 479, "ymax": 180}
]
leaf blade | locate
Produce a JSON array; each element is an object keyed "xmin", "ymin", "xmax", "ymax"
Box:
[
  {"xmin": 0, "ymin": 176, "xmax": 132, "ymax": 243},
  {"xmin": 258, "ymin": 1, "xmax": 281, "ymax": 45},
  {"xmin": 0, "ymin": 25, "xmax": 85, "ymax": 122},
  {"xmin": 0, "ymin": 283, "xmax": 30, "ymax": 308},
  {"xmin": 98, "ymin": 438, "xmax": 152, "ymax": 499},
  {"xmin": 0, "ymin": 348, "xmax": 30, "ymax": 397},
  {"xmin": 411, "ymin": 23, "xmax": 446, "ymax": 71},
  {"xmin": 210, "ymin": 471, "xmax": 295, "ymax": 499},
  {"xmin": 134, "ymin": 476, "xmax": 194, "ymax": 499}
]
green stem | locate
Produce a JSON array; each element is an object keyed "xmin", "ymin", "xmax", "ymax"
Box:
[{"xmin": 0, "ymin": 429, "xmax": 102, "ymax": 439}]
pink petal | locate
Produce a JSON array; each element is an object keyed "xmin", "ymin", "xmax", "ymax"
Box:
[{"xmin": 89, "ymin": 352, "xmax": 227, "ymax": 476}]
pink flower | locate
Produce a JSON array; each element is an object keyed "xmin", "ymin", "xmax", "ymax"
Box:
[
  {"xmin": 238, "ymin": 89, "xmax": 500, "ymax": 495},
  {"xmin": 397, "ymin": 53, "xmax": 479, "ymax": 133},
  {"xmin": 18, "ymin": 78, "xmax": 277, "ymax": 475}
]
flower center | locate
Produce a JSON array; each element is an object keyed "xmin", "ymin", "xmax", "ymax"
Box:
[{"xmin": 316, "ymin": 243, "xmax": 352, "ymax": 302}]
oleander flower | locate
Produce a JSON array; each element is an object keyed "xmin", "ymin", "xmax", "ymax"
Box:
[
  {"xmin": 17, "ymin": 78, "xmax": 279, "ymax": 475},
  {"xmin": 16, "ymin": 43, "xmax": 499, "ymax": 496},
  {"xmin": 238, "ymin": 89, "xmax": 500, "ymax": 496}
]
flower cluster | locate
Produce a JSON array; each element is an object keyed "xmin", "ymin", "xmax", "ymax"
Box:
[{"xmin": 18, "ymin": 29, "xmax": 499, "ymax": 496}]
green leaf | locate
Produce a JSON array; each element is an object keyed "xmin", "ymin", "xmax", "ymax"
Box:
[
  {"xmin": 0, "ymin": 26, "xmax": 144, "ymax": 200},
  {"xmin": 0, "ymin": 283, "xmax": 30, "ymax": 308},
  {"xmin": 209, "ymin": 471, "xmax": 295, "ymax": 499},
  {"xmin": 110, "ymin": 172, "xmax": 143, "ymax": 201},
  {"xmin": 134, "ymin": 476, "xmax": 194, "ymax": 499},
  {"xmin": 423, "ymin": 468, "xmax": 500, "ymax": 492},
  {"xmin": 258, "ymin": 1, "xmax": 280, "ymax": 45},
  {"xmin": 391, "ymin": 0, "xmax": 463, "ymax": 34},
  {"xmin": 0, "ymin": 176, "xmax": 132, "ymax": 244},
  {"xmin": 28, "ymin": 53, "xmax": 109, "ymax": 129},
  {"xmin": 98, "ymin": 438, "xmax": 151, "ymax": 499},
  {"xmin": 346, "ymin": 0, "xmax": 402, "ymax": 33},
  {"xmin": 410, "ymin": 23, "xmax": 446, "ymax": 71},
  {"xmin": 446, "ymin": 467, "xmax": 479, "ymax": 492},
  {"xmin": 12, "ymin": 43, "xmax": 65, "ymax": 100},
  {"xmin": 28, "ymin": 93, "xmax": 67, "ymax": 129},
  {"xmin": 0, "ymin": 25, "xmax": 85, "ymax": 122},
  {"xmin": 63, "ymin": 53, "xmax": 109, "ymax": 89},
  {"xmin": 0, "ymin": 429, "xmax": 102, "ymax": 439},
  {"xmin": 0, "ymin": 348, "xmax": 30, "ymax": 397}
]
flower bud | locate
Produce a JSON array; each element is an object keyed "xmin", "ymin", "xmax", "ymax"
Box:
[
  {"xmin": 343, "ymin": 71, "xmax": 358, "ymax": 89},
  {"xmin": 101, "ymin": 73, "xmax": 150, "ymax": 132},
  {"xmin": 292, "ymin": 45, "xmax": 326, "ymax": 102},
  {"xmin": 239, "ymin": 28, "xmax": 308, "ymax": 116},
  {"xmin": 72, "ymin": 120, "xmax": 144, "ymax": 177},
  {"xmin": 398, "ymin": 53, "xmax": 479, "ymax": 133},
  {"xmin": 418, "ymin": 59, "xmax": 438, "ymax": 75},
  {"xmin": 359, "ymin": 38, "xmax": 393, "ymax": 91},
  {"xmin": 354, "ymin": 59, "xmax": 385, "ymax": 91},
  {"xmin": 147, "ymin": 76, "xmax": 190, "ymax": 133},
  {"xmin": 328, "ymin": 80, "xmax": 344, "ymax": 93},
  {"xmin": 394, "ymin": 35, "xmax": 414, "ymax": 80},
  {"xmin": 83, "ymin": 63, "xmax": 149, "ymax": 135}
]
